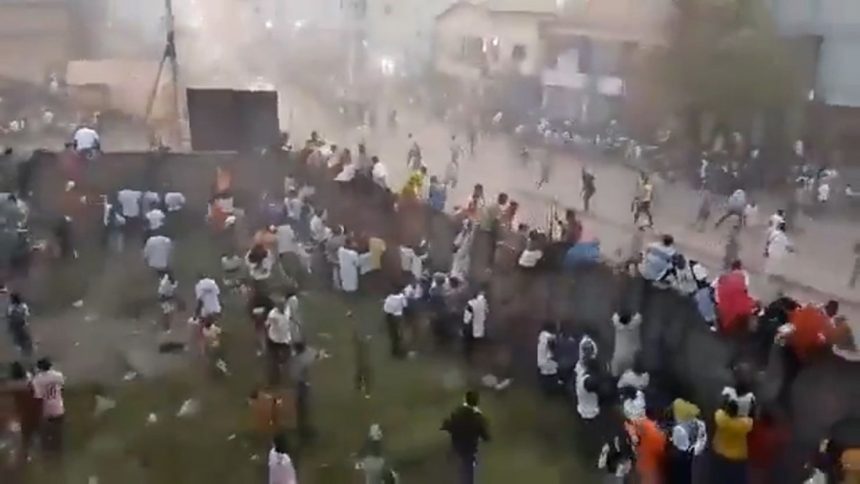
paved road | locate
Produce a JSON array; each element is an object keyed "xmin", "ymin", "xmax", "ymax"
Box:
[{"xmin": 278, "ymin": 83, "xmax": 860, "ymax": 348}]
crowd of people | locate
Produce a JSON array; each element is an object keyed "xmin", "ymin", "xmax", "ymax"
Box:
[{"xmin": 0, "ymin": 117, "xmax": 858, "ymax": 484}]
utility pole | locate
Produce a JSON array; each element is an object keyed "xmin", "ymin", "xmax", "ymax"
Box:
[{"xmin": 162, "ymin": 0, "xmax": 189, "ymax": 148}]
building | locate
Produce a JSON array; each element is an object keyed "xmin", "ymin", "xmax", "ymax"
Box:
[
  {"xmin": 362, "ymin": 0, "xmax": 457, "ymax": 75},
  {"xmin": 769, "ymin": 0, "xmax": 860, "ymax": 153},
  {"xmin": 540, "ymin": 0, "xmax": 670, "ymax": 124},
  {"xmin": 434, "ymin": 0, "xmax": 557, "ymax": 81},
  {"xmin": 0, "ymin": 0, "xmax": 75, "ymax": 83},
  {"xmin": 771, "ymin": 0, "xmax": 860, "ymax": 109},
  {"xmin": 432, "ymin": 0, "xmax": 558, "ymax": 116}
]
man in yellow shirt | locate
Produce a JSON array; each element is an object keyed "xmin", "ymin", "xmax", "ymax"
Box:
[{"xmin": 712, "ymin": 401, "xmax": 753, "ymax": 483}]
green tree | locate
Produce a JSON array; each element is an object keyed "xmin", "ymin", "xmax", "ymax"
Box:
[{"xmin": 647, "ymin": 0, "xmax": 802, "ymax": 148}]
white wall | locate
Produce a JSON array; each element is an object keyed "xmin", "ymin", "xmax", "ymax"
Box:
[
  {"xmin": 771, "ymin": 0, "xmax": 860, "ymax": 107},
  {"xmin": 434, "ymin": 5, "xmax": 547, "ymax": 78}
]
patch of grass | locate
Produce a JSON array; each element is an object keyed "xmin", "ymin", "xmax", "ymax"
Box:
[{"xmin": 12, "ymin": 229, "xmax": 599, "ymax": 483}]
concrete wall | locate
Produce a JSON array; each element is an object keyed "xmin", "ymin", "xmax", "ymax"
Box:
[
  {"xmin": 0, "ymin": 1, "xmax": 73, "ymax": 82},
  {"xmin": 32, "ymin": 152, "xmax": 255, "ymax": 219}
]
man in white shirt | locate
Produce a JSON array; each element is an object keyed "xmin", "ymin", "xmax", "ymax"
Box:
[
  {"xmin": 117, "ymin": 189, "xmax": 142, "ymax": 218},
  {"xmin": 145, "ymin": 206, "xmax": 166, "ymax": 233},
  {"xmin": 338, "ymin": 243, "xmax": 360, "ymax": 293},
  {"xmin": 371, "ymin": 156, "xmax": 388, "ymax": 189},
  {"xmin": 265, "ymin": 300, "xmax": 293, "ymax": 383},
  {"xmin": 72, "ymin": 125, "xmax": 100, "ymax": 153},
  {"xmin": 117, "ymin": 188, "xmax": 142, "ymax": 235},
  {"xmin": 383, "ymin": 290, "xmax": 407, "ymax": 358},
  {"xmin": 194, "ymin": 275, "xmax": 222, "ymax": 323},
  {"xmin": 537, "ymin": 324, "xmax": 559, "ymax": 395},
  {"xmin": 309, "ymin": 208, "xmax": 330, "ymax": 244},
  {"xmin": 164, "ymin": 192, "xmax": 186, "ymax": 212},
  {"xmin": 143, "ymin": 234, "xmax": 173, "ymax": 273},
  {"xmin": 576, "ymin": 357, "xmax": 601, "ymax": 420},
  {"xmin": 463, "ymin": 289, "xmax": 488, "ymax": 362},
  {"xmin": 32, "ymin": 358, "xmax": 66, "ymax": 452}
]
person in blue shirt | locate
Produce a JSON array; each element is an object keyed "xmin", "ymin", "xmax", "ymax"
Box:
[{"xmin": 428, "ymin": 176, "xmax": 447, "ymax": 213}]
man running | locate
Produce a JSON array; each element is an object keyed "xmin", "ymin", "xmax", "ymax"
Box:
[
  {"xmin": 715, "ymin": 188, "xmax": 747, "ymax": 228},
  {"xmin": 632, "ymin": 175, "xmax": 654, "ymax": 227},
  {"xmin": 581, "ymin": 167, "xmax": 596, "ymax": 212}
]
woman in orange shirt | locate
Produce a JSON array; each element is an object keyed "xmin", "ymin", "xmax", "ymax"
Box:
[{"xmin": 627, "ymin": 416, "xmax": 667, "ymax": 484}]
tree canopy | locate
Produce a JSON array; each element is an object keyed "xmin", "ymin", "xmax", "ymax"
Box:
[{"xmin": 650, "ymin": 0, "xmax": 802, "ymax": 124}]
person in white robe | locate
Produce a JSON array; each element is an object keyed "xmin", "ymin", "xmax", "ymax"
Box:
[
  {"xmin": 309, "ymin": 208, "xmax": 331, "ymax": 244},
  {"xmin": 338, "ymin": 243, "xmax": 361, "ymax": 293},
  {"xmin": 334, "ymin": 161, "xmax": 357, "ymax": 183},
  {"xmin": 400, "ymin": 241, "xmax": 428, "ymax": 281},
  {"xmin": 451, "ymin": 220, "xmax": 474, "ymax": 280},
  {"xmin": 610, "ymin": 312, "xmax": 642, "ymax": 377},
  {"xmin": 371, "ymin": 156, "xmax": 389, "ymax": 190},
  {"xmin": 537, "ymin": 324, "xmax": 560, "ymax": 394},
  {"xmin": 575, "ymin": 333, "xmax": 599, "ymax": 377},
  {"xmin": 764, "ymin": 222, "xmax": 793, "ymax": 280},
  {"xmin": 463, "ymin": 289, "xmax": 488, "ymax": 361},
  {"xmin": 576, "ymin": 357, "xmax": 601, "ymax": 420}
]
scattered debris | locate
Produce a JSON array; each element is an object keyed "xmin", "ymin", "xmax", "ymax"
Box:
[
  {"xmin": 407, "ymin": 351, "xmax": 418, "ymax": 360},
  {"xmin": 250, "ymin": 454, "xmax": 260, "ymax": 462},
  {"xmin": 317, "ymin": 332, "xmax": 333, "ymax": 340},
  {"xmin": 481, "ymin": 374, "xmax": 499, "ymax": 389},
  {"xmin": 317, "ymin": 349, "xmax": 332, "ymax": 360},
  {"xmin": 147, "ymin": 413, "xmax": 158, "ymax": 424},
  {"xmin": 84, "ymin": 314, "xmax": 98, "ymax": 322},
  {"xmin": 215, "ymin": 359, "xmax": 230, "ymax": 375},
  {"xmin": 495, "ymin": 378, "xmax": 513, "ymax": 391},
  {"xmin": 93, "ymin": 396, "xmax": 117, "ymax": 417},
  {"xmin": 122, "ymin": 371, "xmax": 138, "ymax": 382},
  {"xmin": 368, "ymin": 423, "xmax": 383, "ymax": 441},
  {"xmin": 227, "ymin": 434, "xmax": 237, "ymax": 441},
  {"xmin": 72, "ymin": 300, "xmax": 84, "ymax": 308},
  {"xmin": 88, "ymin": 477, "xmax": 99, "ymax": 484},
  {"xmin": 177, "ymin": 399, "xmax": 200, "ymax": 418}
]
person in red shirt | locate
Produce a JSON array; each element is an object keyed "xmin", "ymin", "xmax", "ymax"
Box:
[
  {"xmin": 786, "ymin": 304, "xmax": 833, "ymax": 362},
  {"xmin": 775, "ymin": 303, "xmax": 834, "ymax": 407},
  {"xmin": 715, "ymin": 261, "xmax": 757, "ymax": 334}
]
